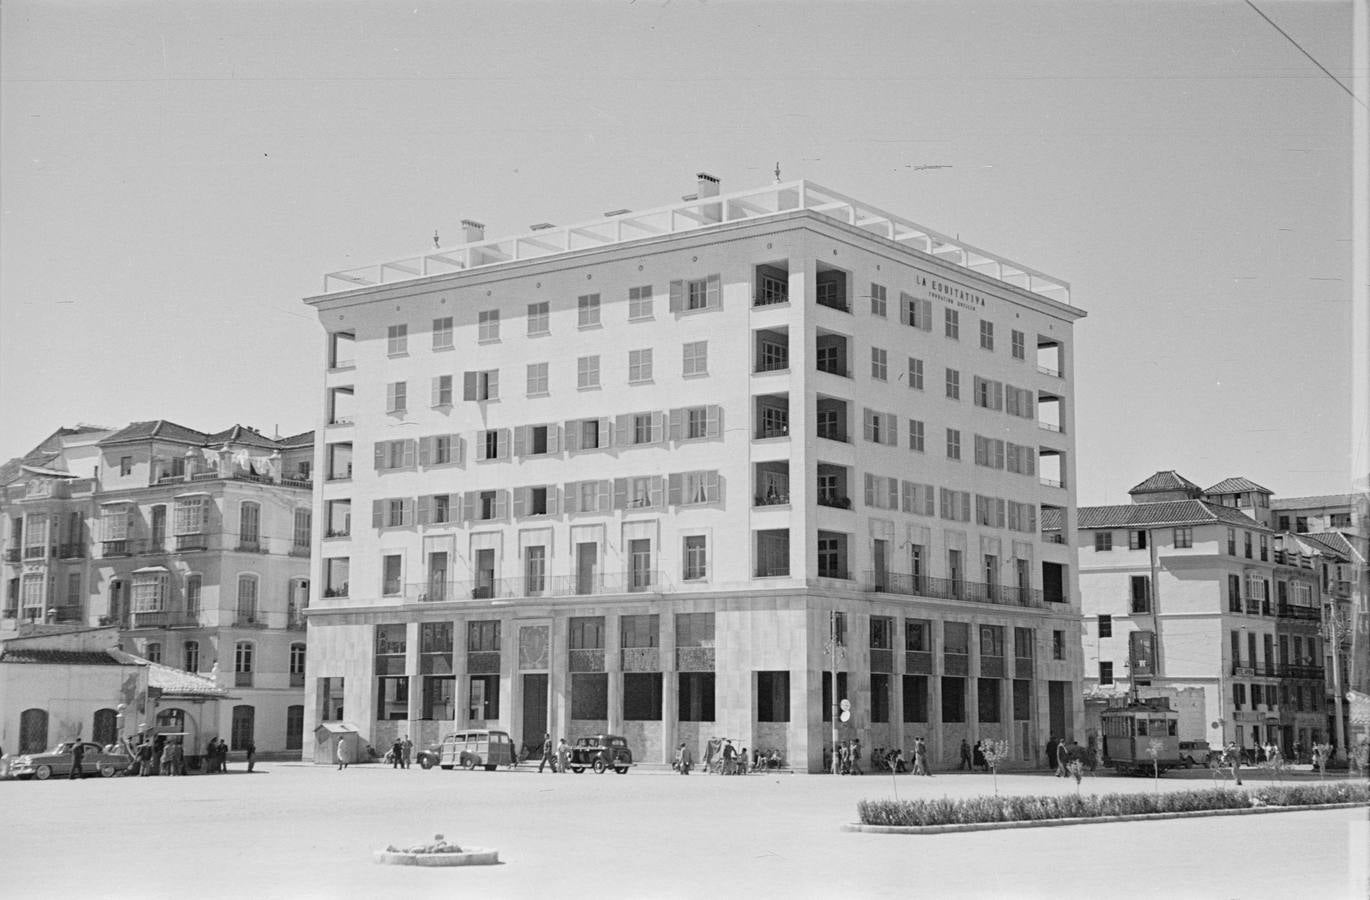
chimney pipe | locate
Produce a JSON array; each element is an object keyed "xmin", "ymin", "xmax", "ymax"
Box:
[
  {"xmin": 696, "ymin": 172, "xmax": 721, "ymax": 223},
  {"xmin": 461, "ymin": 219, "xmax": 485, "ymax": 243}
]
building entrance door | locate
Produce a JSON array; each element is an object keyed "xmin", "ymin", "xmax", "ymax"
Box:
[{"xmin": 522, "ymin": 674, "xmax": 548, "ymax": 757}]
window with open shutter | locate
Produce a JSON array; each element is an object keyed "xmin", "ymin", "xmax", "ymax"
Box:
[
  {"xmin": 649, "ymin": 476, "xmax": 665, "ymax": 508},
  {"xmin": 705, "ymin": 406, "xmax": 721, "ymax": 438},
  {"xmin": 704, "ymin": 471, "xmax": 720, "ymax": 503},
  {"xmin": 544, "ymin": 487, "xmax": 559, "ymax": 516},
  {"xmin": 706, "ymin": 274, "xmax": 721, "ymax": 309},
  {"xmin": 613, "ymin": 479, "xmax": 628, "ymax": 510},
  {"xmin": 372, "ymin": 500, "xmax": 384, "ymax": 529},
  {"xmin": 864, "ymin": 474, "xmax": 876, "ymax": 507},
  {"xmin": 669, "ymin": 280, "xmax": 683, "ymax": 312},
  {"xmin": 512, "ymin": 487, "xmax": 527, "ymax": 518},
  {"xmin": 563, "ymin": 483, "xmax": 579, "ymax": 514},
  {"xmin": 596, "ymin": 480, "xmax": 611, "ymax": 511},
  {"xmin": 668, "ymin": 409, "xmax": 683, "ymax": 441}
]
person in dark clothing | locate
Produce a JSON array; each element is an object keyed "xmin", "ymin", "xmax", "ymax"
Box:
[
  {"xmin": 959, "ymin": 738, "xmax": 972, "ymax": 771},
  {"xmin": 972, "ymin": 740, "xmax": 987, "ymax": 772},
  {"xmin": 246, "ymin": 740, "xmax": 256, "ymax": 773},
  {"xmin": 69, "ymin": 742, "xmax": 85, "ymax": 779},
  {"xmin": 538, "ymin": 733, "xmax": 554, "ymax": 773},
  {"xmin": 1046, "ymin": 736, "xmax": 1058, "ymax": 771},
  {"xmin": 1056, "ymin": 738, "xmax": 1070, "ymax": 777},
  {"xmin": 391, "ymin": 738, "xmax": 403, "ymax": 769}
]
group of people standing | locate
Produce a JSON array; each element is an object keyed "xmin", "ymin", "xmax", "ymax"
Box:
[
  {"xmin": 536, "ymin": 733, "xmax": 571, "ymax": 773},
  {"xmin": 388, "ymin": 736, "xmax": 414, "ymax": 769}
]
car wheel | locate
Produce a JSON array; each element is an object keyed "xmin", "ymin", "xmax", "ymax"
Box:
[
  {"xmin": 34, "ymin": 765, "xmax": 52, "ymax": 781},
  {"xmin": 592, "ymin": 758, "xmax": 607, "ymax": 774},
  {"xmin": 99, "ymin": 763, "xmax": 117, "ymax": 778},
  {"xmin": 571, "ymin": 766, "xmax": 584, "ymax": 774},
  {"xmin": 615, "ymin": 767, "xmax": 629, "ymax": 775},
  {"xmin": 461, "ymin": 757, "xmax": 477, "ymax": 770},
  {"xmin": 420, "ymin": 757, "xmax": 434, "ymax": 770}
]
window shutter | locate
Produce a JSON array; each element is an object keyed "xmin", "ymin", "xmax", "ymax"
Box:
[
  {"xmin": 705, "ymin": 471, "xmax": 720, "ymax": 503},
  {"xmin": 669, "ymin": 280, "xmax": 684, "ymax": 312},
  {"xmin": 512, "ymin": 487, "xmax": 527, "ymax": 518},
  {"xmin": 374, "ymin": 443, "xmax": 386, "ymax": 470},
  {"xmin": 668, "ymin": 408, "xmax": 683, "ymax": 441},
  {"xmin": 885, "ymin": 412, "xmax": 898, "ymax": 445},
  {"xmin": 649, "ymin": 477, "xmax": 665, "ymax": 508},
  {"xmin": 402, "ymin": 499, "xmax": 415, "ymax": 526},
  {"xmin": 960, "ymin": 492, "xmax": 972, "ymax": 522},
  {"xmin": 486, "ymin": 370, "xmax": 499, "ymax": 400},
  {"xmin": 497, "ymin": 428, "xmax": 510, "ymax": 460},
  {"xmin": 615, "ymin": 415, "xmax": 630, "ymax": 448},
  {"xmin": 545, "ymin": 487, "xmax": 559, "ymax": 517},
  {"xmin": 563, "ymin": 483, "xmax": 579, "ymax": 515},
  {"xmin": 1026, "ymin": 448, "xmax": 1035, "ymax": 476},
  {"xmin": 651, "ymin": 412, "xmax": 665, "ymax": 443},
  {"xmin": 476, "ymin": 434, "xmax": 489, "ymax": 462},
  {"xmin": 920, "ymin": 299, "xmax": 932, "ymax": 330},
  {"xmin": 462, "ymin": 492, "xmax": 477, "ymax": 522},
  {"xmin": 1028, "ymin": 506, "xmax": 1038, "ymax": 533},
  {"xmin": 993, "ymin": 381, "xmax": 1004, "ymax": 410},
  {"xmin": 994, "ymin": 441, "xmax": 1005, "ymax": 470},
  {"xmin": 596, "ymin": 480, "xmax": 611, "ymax": 511},
  {"xmin": 1023, "ymin": 390, "xmax": 1035, "ymax": 418},
  {"xmin": 863, "ymin": 409, "xmax": 875, "ymax": 442},
  {"xmin": 418, "ymin": 437, "xmax": 432, "ymax": 467},
  {"xmin": 431, "ymin": 378, "xmax": 442, "ymax": 407},
  {"xmin": 461, "ymin": 371, "xmax": 476, "ymax": 401},
  {"xmin": 864, "ymin": 474, "xmax": 876, "ymax": 507},
  {"xmin": 513, "ymin": 426, "xmax": 526, "ymax": 458},
  {"xmin": 899, "ymin": 292, "xmax": 911, "ymax": 325},
  {"xmin": 372, "ymin": 500, "xmax": 383, "ymax": 529},
  {"xmin": 901, "ymin": 481, "xmax": 912, "ymax": 513},
  {"xmin": 448, "ymin": 493, "xmax": 462, "ymax": 523},
  {"xmin": 924, "ymin": 486, "xmax": 935, "ymax": 517},
  {"xmin": 546, "ymin": 425, "xmax": 560, "ymax": 454},
  {"xmin": 706, "ymin": 274, "xmax": 721, "ymax": 309},
  {"xmin": 564, "ymin": 421, "xmax": 580, "ymax": 452},
  {"xmin": 490, "ymin": 490, "xmax": 506, "ymax": 520},
  {"xmin": 453, "ymin": 436, "xmax": 466, "ymax": 466},
  {"xmin": 888, "ymin": 478, "xmax": 900, "ymax": 509},
  {"xmin": 613, "ymin": 478, "xmax": 628, "ymax": 510},
  {"xmin": 668, "ymin": 473, "xmax": 682, "ymax": 506},
  {"xmin": 402, "ymin": 440, "xmax": 416, "ymax": 468},
  {"xmin": 705, "ymin": 405, "xmax": 721, "ymax": 438},
  {"xmin": 417, "ymin": 495, "xmax": 432, "ymax": 525}
]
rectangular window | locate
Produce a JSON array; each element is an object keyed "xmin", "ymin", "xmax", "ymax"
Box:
[
  {"xmin": 623, "ymin": 673, "xmax": 663, "ymax": 720},
  {"xmin": 527, "ymin": 301, "xmax": 550, "ymax": 335},
  {"xmin": 903, "ymin": 293, "xmax": 933, "ymax": 330},
  {"xmin": 387, "ymin": 324, "xmax": 408, "ymax": 355},
  {"xmin": 682, "ymin": 340, "xmax": 708, "ymax": 376},
  {"xmin": 907, "ymin": 357, "xmax": 924, "ymax": 390},
  {"xmin": 1098, "ymin": 614, "xmax": 1112, "ymax": 638},
  {"xmin": 628, "ymin": 348, "xmax": 653, "ymax": 383},
  {"xmin": 945, "ymin": 308, "xmax": 959, "ymax": 339},
  {"xmin": 945, "ymin": 368, "xmax": 960, "ymax": 400},
  {"xmin": 1129, "ymin": 530, "xmax": 1148, "ymax": 550},
  {"xmin": 578, "ymin": 293, "xmax": 601, "ymax": 327},
  {"xmin": 1011, "ymin": 329, "xmax": 1025, "ymax": 360},
  {"xmin": 1052, "ymin": 630, "xmax": 1065, "ymax": 660},
  {"xmin": 757, "ymin": 671, "xmax": 790, "ymax": 722},
  {"xmin": 1099, "ymin": 661, "xmax": 1114, "ymax": 685},
  {"xmin": 628, "ymin": 285, "xmax": 654, "ymax": 320},
  {"xmin": 908, "ymin": 419, "xmax": 925, "ymax": 452},
  {"xmin": 1131, "ymin": 576, "xmax": 1152, "ymax": 613},
  {"xmin": 946, "ymin": 428, "xmax": 961, "ymax": 460},
  {"xmin": 1227, "ymin": 528, "xmax": 1236, "ymax": 555},
  {"xmin": 682, "ymin": 535, "xmax": 707, "ymax": 581},
  {"xmin": 477, "ymin": 309, "xmax": 499, "ymax": 342},
  {"xmin": 902, "ymin": 675, "xmax": 929, "ymax": 722},
  {"xmin": 429, "ymin": 375, "xmax": 452, "ymax": 408},
  {"xmin": 381, "ymin": 555, "xmax": 401, "ymax": 596},
  {"xmin": 979, "ymin": 319, "xmax": 994, "ymax": 350},
  {"xmin": 678, "ymin": 672, "xmax": 716, "ymax": 721},
  {"xmin": 869, "ymin": 282, "xmax": 887, "ymax": 317},
  {"xmin": 1228, "ymin": 574, "xmax": 1242, "ymax": 612},
  {"xmin": 577, "ymin": 356, "xmax": 600, "ymax": 389},
  {"xmin": 1094, "ymin": 532, "xmax": 1113, "ymax": 552},
  {"xmin": 863, "ymin": 408, "xmax": 896, "ymax": 445},
  {"xmin": 571, "ymin": 673, "xmax": 609, "ymax": 719},
  {"xmin": 463, "ymin": 370, "xmax": 499, "ymax": 401},
  {"xmin": 870, "ymin": 347, "xmax": 888, "ymax": 381},
  {"xmin": 978, "ymin": 678, "xmax": 1000, "ymax": 722},
  {"xmin": 941, "ymin": 677, "xmax": 966, "ymax": 723},
  {"xmin": 386, "ymin": 381, "xmax": 407, "ymax": 413},
  {"xmin": 1174, "ymin": 527, "xmax": 1192, "ymax": 548},
  {"xmin": 1243, "ymin": 532, "xmax": 1252, "ymax": 559},
  {"xmin": 526, "ymin": 362, "xmax": 549, "ymax": 396},
  {"xmin": 432, "ymin": 316, "xmax": 453, "ymax": 350}
]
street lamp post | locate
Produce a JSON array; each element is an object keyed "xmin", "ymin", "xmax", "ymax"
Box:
[
  {"xmin": 823, "ymin": 610, "xmax": 846, "ymax": 775},
  {"xmin": 1321, "ymin": 607, "xmax": 1351, "ymax": 762}
]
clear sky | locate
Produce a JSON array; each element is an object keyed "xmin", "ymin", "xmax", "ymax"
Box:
[{"xmin": 0, "ymin": 0, "xmax": 1357, "ymax": 505}]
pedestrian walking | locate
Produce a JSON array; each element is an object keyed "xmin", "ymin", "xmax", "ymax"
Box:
[
  {"xmin": 246, "ymin": 740, "xmax": 256, "ymax": 773},
  {"xmin": 1055, "ymin": 737, "xmax": 1070, "ymax": 777},
  {"xmin": 677, "ymin": 742, "xmax": 692, "ymax": 775},
  {"xmin": 913, "ymin": 737, "xmax": 931, "ymax": 776},
  {"xmin": 138, "ymin": 740, "xmax": 153, "ymax": 776},
  {"xmin": 959, "ymin": 738, "xmax": 972, "ymax": 771},
  {"xmin": 850, "ymin": 739, "xmax": 863, "ymax": 775},
  {"xmin": 538, "ymin": 733, "xmax": 554, "ymax": 773},
  {"xmin": 337, "ymin": 736, "xmax": 351, "ymax": 770},
  {"xmin": 69, "ymin": 741, "xmax": 85, "ymax": 779},
  {"xmin": 391, "ymin": 738, "xmax": 402, "ymax": 769},
  {"xmin": 1226, "ymin": 741, "xmax": 1242, "ymax": 785},
  {"xmin": 556, "ymin": 738, "xmax": 570, "ymax": 774},
  {"xmin": 401, "ymin": 735, "xmax": 413, "ymax": 770}
]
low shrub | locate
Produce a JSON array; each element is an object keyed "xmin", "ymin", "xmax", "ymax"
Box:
[{"xmin": 857, "ymin": 782, "xmax": 1370, "ymax": 827}]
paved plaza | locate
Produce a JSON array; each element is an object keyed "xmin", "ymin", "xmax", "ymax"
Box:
[{"xmin": 3, "ymin": 763, "xmax": 1366, "ymax": 899}]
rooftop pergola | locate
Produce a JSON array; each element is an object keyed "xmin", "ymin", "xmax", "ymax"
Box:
[{"xmin": 321, "ymin": 180, "xmax": 1071, "ymax": 305}]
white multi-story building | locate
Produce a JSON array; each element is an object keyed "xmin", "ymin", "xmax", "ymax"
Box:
[{"xmin": 303, "ymin": 174, "xmax": 1086, "ymax": 771}]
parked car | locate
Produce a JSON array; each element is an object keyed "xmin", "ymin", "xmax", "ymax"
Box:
[
  {"xmin": 424, "ymin": 729, "xmax": 516, "ymax": 771},
  {"xmin": 568, "ymin": 734, "xmax": 634, "ymax": 774},
  {"xmin": 1178, "ymin": 740, "xmax": 1221, "ymax": 768},
  {"xmin": 9, "ymin": 741, "xmax": 133, "ymax": 780}
]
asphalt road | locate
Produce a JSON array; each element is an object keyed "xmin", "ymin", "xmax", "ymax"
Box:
[{"xmin": 3, "ymin": 762, "xmax": 1366, "ymax": 899}]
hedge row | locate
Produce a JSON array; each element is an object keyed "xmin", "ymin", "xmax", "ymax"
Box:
[{"xmin": 857, "ymin": 783, "xmax": 1370, "ymax": 827}]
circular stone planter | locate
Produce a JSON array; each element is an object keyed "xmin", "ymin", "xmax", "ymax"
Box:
[{"xmin": 374, "ymin": 847, "xmax": 499, "ymax": 867}]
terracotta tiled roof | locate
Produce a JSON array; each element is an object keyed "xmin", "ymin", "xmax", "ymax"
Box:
[
  {"xmin": 1073, "ymin": 500, "xmax": 1267, "ymax": 531},
  {"xmin": 99, "ymin": 420, "xmax": 209, "ymax": 447},
  {"xmin": 277, "ymin": 430, "xmax": 315, "ymax": 449},
  {"xmin": 1127, "ymin": 470, "xmax": 1203, "ymax": 497},
  {"xmin": 203, "ymin": 424, "xmax": 281, "ymax": 450},
  {"xmin": 1204, "ymin": 476, "xmax": 1272, "ymax": 496},
  {"xmin": 1270, "ymin": 493, "xmax": 1356, "ymax": 510},
  {"xmin": 0, "ymin": 648, "xmax": 137, "ymax": 666},
  {"xmin": 108, "ymin": 650, "xmax": 230, "ymax": 698},
  {"xmin": 1297, "ymin": 532, "xmax": 1360, "ymax": 561}
]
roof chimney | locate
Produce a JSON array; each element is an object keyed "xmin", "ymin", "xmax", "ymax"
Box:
[
  {"xmin": 696, "ymin": 172, "xmax": 721, "ymax": 223},
  {"xmin": 461, "ymin": 219, "xmax": 485, "ymax": 243}
]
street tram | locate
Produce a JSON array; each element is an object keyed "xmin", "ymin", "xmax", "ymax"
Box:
[{"xmin": 1100, "ymin": 697, "xmax": 1183, "ymax": 775}]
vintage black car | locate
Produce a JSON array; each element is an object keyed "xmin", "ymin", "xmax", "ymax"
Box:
[{"xmin": 568, "ymin": 734, "xmax": 633, "ymax": 774}]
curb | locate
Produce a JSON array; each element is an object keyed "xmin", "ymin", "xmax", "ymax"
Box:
[{"xmin": 842, "ymin": 800, "xmax": 1370, "ymax": 834}]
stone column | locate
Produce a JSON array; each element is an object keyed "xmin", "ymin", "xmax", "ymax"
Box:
[
  {"xmin": 660, "ymin": 611, "xmax": 677, "ymax": 764},
  {"xmin": 606, "ymin": 614, "xmax": 623, "ymax": 735},
  {"xmin": 452, "ymin": 618, "xmax": 468, "ymax": 728},
  {"xmin": 406, "ymin": 622, "xmax": 422, "ymax": 725}
]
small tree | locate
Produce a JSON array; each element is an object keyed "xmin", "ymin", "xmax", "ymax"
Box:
[
  {"xmin": 1313, "ymin": 742, "xmax": 1333, "ymax": 779},
  {"xmin": 981, "ymin": 739, "xmax": 1012, "ymax": 795},
  {"xmin": 1146, "ymin": 739, "xmax": 1163, "ymax": 794},
  {"xmin": 1067, "ymin": 759, "xmax": 1084, "ymax": 794}
]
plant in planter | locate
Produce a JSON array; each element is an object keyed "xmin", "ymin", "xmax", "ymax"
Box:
[
  {"xmin": 1066, "ymin": 759, "xmax": 1084, "ymax": 794},
  {"xmin": 981, "ymin": 739, "xmax": 1011, "ymax": 795},
  {"xmin": 1147, "ymin": 739, "xmax": 1163, "ymax": 794},
  {"xmin": 1313, "ymin": 743, "xmax": 1333, "ymax": 779}
]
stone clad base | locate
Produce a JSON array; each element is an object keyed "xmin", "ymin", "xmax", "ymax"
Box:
[{"xmin": 374, "ymin": 848, "xmax": 499, "ymax": 867}]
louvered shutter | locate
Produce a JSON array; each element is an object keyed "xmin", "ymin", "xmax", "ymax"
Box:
[
  {"xmin": 564, "ymin": 421, "xmax": 580, "ymax": 452},
  {"xmin": 613, "ymin": 478, "xmax": 628, "ymax": 510},
  {"xmin": 668, "ymin": 473, "xmax": 682, "ymax": 506},
  {"xmin": 960, "ymin": 492, "xmax": 971, "ymax": 522},
  {"xmin": 863, "ymin": 409, "xmax": 875, "ymax": 442},
  {"xmin": 546, "ymin": 425, "xmax": 560, "ymax": 454},
  {"xmin": 372, "ymin": 500, "xmax": 384, "ymax": 529},
  {"xmin": 921, "ymin": 299, "xmax": 932, "ymax": 330},
  {"xmin": 899, "ymin": 292, "xmax": 911, "ymax": 325},
  {"xmin": 885, "ymin": 412, "xmax": 898, "ymax": 445},
  {"xmin": 993, "ymin": 381, "xmax": 1004, "ymax": 410},
  {"xmin": 706, "ymin": 274, "xmax": 721, "ymax": 309},
  {"xmin": 615, "ymin": 415, "xmax": 630, "ymax": 448},
  {"xmin": 705, "ymin": 405, "xmax": 721, "ymax": 438},
  {"xmin": 416, "ymin": 495, "xmax": 432, "ymax": 525},
  {"xmin": 418, "ymin": 437, "xmax": 432, "ymax": 467},
  {"xmin": 454, "ymin": 436, "xmax": 466, "ymax": 466},
  {"xmin": 649, "ymin": 476, "xmax": 665, "ymax": 509},
  {"xmin": 374, "ymin": 443, "xmax": 387, "ymax": 470},
  {"xmin": 401, "ymin": 440, "xmax": 416, "ymax": 468},
  {"xmin": 668, "ymin": 409, "xmax": 683, "ymax": 441},
  {"xmin": 563, "ymin": 483, "xmax": 579, "ymax": 514},
  {"xmin": 596, "ymin": 480, "xmax": 611, "ymax": 511},
  {"xmin": 513, "ymin": 426, "xmax": 526, "ymax": 458},
  {"xmin": 596, "ymin": 418, "xmax": 612, "ymax": 448},
  {"xmin": 887, "ymin": 478, "xmax": 899, "ymax": 509},
  {"xmin": 401, "ymin": 499, "xmax": 415, "ymax": 526},
  {"xmin": 498, "ymin": 428, "xmax": 511, "ymax": 460},
  {"xmin": 463, "ymin": 372, "xmax": 478, "ymax": 401},
  {"xmin": 864, "ymin": 474, "xmax": 876, "ymax": 507},
  {"xmin": 705, "ymin": 471, "xmax": 720, "ymax": 503},
  {"xmin": 544, "ymin": 487, "xmax": 559, "ymax": 516},
  {"xmin": 462, "ymin": 492, "xmax": 477, "ymax": 522},
  {"xmin": 475, "ymin": 434, "xmax": 489, "ymax": 462},
  {"xmin": 669, "ymin": 280, "xmax": 684, "ymax": 312},
  {"xmin": 512, "ymin": 487, "xmax": 527, "ymax": 518},
  {"xmin": 486, "ymin": 370, "xmax": 499, "ymax": 400},
  {"xmin": 651, "ymin": 412, "xmax": 665, "ymax": 443}
]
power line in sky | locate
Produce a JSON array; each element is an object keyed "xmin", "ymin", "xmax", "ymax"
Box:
[{"xmin": 1245, "ymin": 0, "xmax": 1366, "ymax": 109}]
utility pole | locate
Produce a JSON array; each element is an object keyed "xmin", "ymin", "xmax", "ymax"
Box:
[{"xmin": 824, "ymin": 610, "xmax": 846, "ymax": 775}]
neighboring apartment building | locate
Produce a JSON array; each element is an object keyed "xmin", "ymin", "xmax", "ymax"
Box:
[
  {"xmin": 303, "ymin": 174, "xmax": 1086, "ymax": 771},
  {"xmin": 1075, "ymin": 471, "xmax": 1355, "ymax": 757},
  {"xmin": 1, "ymin": 421, "xmax": 313, "ymax": 757}
]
